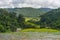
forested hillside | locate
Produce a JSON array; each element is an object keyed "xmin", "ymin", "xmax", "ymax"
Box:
[
  {"xmin": 0, "ymin": 9, "xmax": 25, "ymax": 32},
  {"xmin": 40, "ymin": 8, "xmax": 60, "ymax": 29},
  {"xmin": 6, "ymin": 7, "xmax": 51, "ymax": 18},
  {"xmin": 0, "ymin": 8, "xmax": 58, "ymax": 33}
]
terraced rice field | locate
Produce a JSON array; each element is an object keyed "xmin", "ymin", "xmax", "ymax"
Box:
[{"xmin": 0, "ymin": 32, "xmax": 60, "ymax": 40}]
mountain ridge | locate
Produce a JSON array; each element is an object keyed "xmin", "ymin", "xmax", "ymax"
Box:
[{"xmin": 6, "ymin": 7, "xmax": 52, "ymax": 18}]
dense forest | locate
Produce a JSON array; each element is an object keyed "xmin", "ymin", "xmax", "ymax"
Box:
[
  {"xmin": 40, "ymin": 8, "xmax": 60, "ymax": 29},
  {"xmin": 0, "ymin": 9, "xmax": 25, "ymax": 32}
]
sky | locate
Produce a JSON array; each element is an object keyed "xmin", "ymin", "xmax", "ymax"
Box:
[{"xmin": 0, "ymin": 0, "xmax": 60, "ymax": 9}]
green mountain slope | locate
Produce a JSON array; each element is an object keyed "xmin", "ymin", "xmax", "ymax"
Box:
[
  {"xmin": 40, "ymin": 8, "xmax": 60, "ymax": 29},
  {"xmin": 7, "ymin": 7, "xmax": 51, "ymax": 18}
]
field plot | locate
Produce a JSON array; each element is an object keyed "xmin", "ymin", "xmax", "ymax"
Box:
[{"xmin": 0, "ymin": 32, "xmax": 60, "ymax": 40}]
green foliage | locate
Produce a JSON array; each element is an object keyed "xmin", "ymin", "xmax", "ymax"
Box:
[
  {"xmin": 7, "ymin": 7, "xmax": 51, "ymax": 18},
  {"xmin": 17, "ymin": 14, "xmax": 25, "ymax": 28},
  {"xmin": 24, "ymin": 18, "xmax": 40, "ymax": 29},
  {"xmin": 0, "ymin": 25, "xmax": 5, "ymax": 32},
  {"xmin": 40, "ymin": 8, "xmax": 60, "ymax": 29},
  {"xmin": 0, "ymin": 9, "xmax": 25, "ymax": 32}
]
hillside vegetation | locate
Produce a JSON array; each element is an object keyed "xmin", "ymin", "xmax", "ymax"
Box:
[
  {"xmin": 7, "ymin": 7, "xmax": 51, "ymax": 18},
  {"xmin": 0, "ymin": 9, "xmax": 25, "ymax": 32},
  {"xmin": 0, "ymin": 8, "xmax": 60, "ymax": 33},
  {"xmin": 40, "ymin": 8, "xmax": 60, "ymax": 29}
]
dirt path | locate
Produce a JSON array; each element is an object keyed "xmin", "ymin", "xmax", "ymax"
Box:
[{"xmin": 0, "ymin": 32, "xmax": 60, "ymax": 40}]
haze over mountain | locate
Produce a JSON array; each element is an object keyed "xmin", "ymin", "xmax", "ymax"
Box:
[{"xmin": 6, "ymin": 7, "xmax": 51, "ymax": 18}]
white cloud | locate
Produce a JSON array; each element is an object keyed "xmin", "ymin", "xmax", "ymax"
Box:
[
  {"xmin": 0, "ymin": 0, "xmax": 60, "ymax": 9},
  {"xmin": 18, "ymin": 3, "xmax": 41, "ymax": 8}
]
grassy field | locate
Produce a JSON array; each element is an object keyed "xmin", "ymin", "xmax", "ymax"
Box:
[
  {"xmin": 24, "ymin": 17, "xmax": 40, "ymax": 28},
  {"xmin": 20, "ymin": 28, "xmax": 60, "ymax": 32},
  {"xmin": 0, "ymin": 29, "xmax": 60, "ymax": 40},
  {"xmin": 21, "ymin": 17, "xmax": 60, "ymax": 33}
]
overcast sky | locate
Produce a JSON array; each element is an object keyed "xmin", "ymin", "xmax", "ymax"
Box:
[{"xmin": 0, "ymin": 0, "xmax": 60, "ymax": 9}]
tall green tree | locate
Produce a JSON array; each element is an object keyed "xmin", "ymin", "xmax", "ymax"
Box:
[{"xmin": 17, "ymin": 14, "xmax": 25, "ymax": 29}]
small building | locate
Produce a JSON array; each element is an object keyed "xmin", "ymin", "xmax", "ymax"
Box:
[{"xmin": 16, "ymin": 28, "xmax": 21, "ymax": 32}]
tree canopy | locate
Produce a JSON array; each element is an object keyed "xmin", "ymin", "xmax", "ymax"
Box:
[
  {"xmin": 0, "ymin": 9, "xmax": 25, "ymax": 32},
  {"xmin": 40, "ymin": 8, "xmax": 60, "ymax": 29}
]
